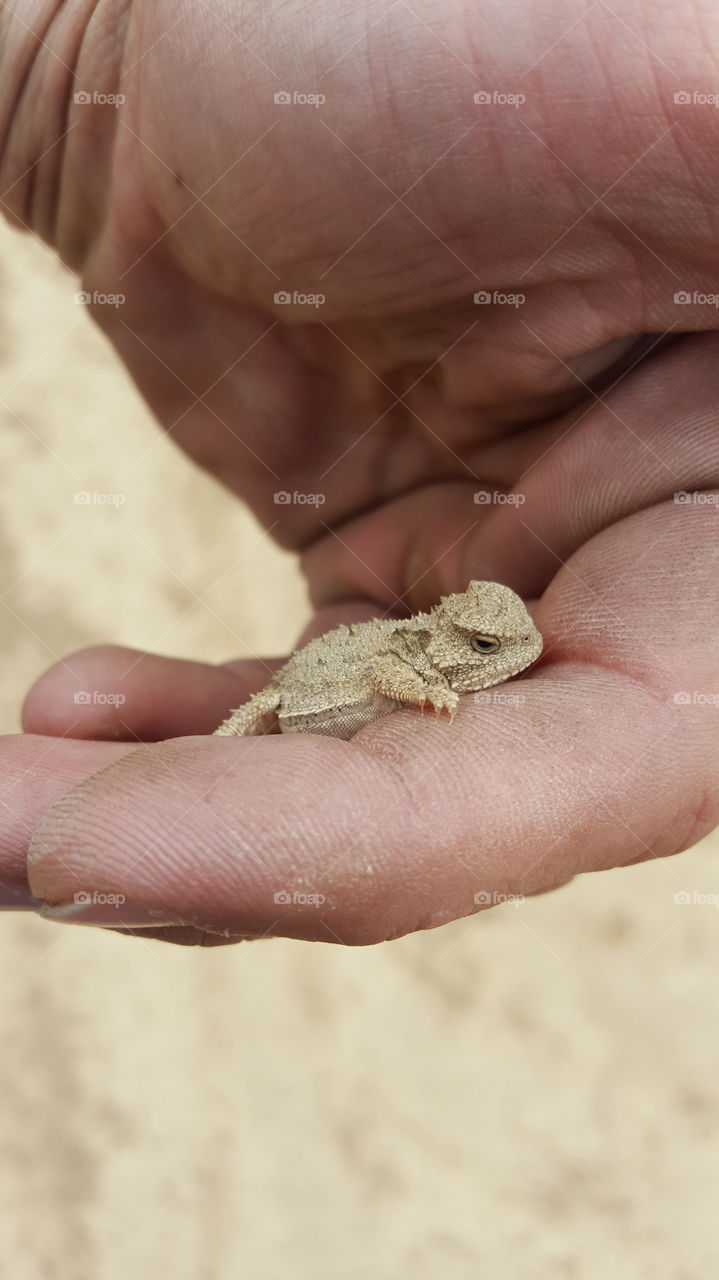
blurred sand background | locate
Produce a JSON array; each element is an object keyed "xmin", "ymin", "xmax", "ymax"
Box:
[{"xmin": 0, "ymin": 220, "xmax": 718, "ymax": 1279}]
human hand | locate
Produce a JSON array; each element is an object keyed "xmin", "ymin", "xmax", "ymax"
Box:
[{"xmin": 1, "ymin": 0, "xmax": 717, "ymax": 943}]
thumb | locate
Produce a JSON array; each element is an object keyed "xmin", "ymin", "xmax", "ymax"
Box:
[{"xmin": 27, "ymin": 733, "xmax": 414, "ymax": 943}]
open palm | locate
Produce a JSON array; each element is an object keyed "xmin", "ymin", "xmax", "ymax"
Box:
[{"xmin": 3, "ymin": 0, "xmax": 717, "ymax": 941}]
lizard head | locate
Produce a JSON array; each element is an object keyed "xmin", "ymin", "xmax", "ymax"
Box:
[{"xmin": 426, "ymin": 581, "xmax": 543, "ymax": 691}]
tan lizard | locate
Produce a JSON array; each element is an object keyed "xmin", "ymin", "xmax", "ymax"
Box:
[{"xmin": 214, "ymin": 580, "xmax": 542, "ymax": 740}]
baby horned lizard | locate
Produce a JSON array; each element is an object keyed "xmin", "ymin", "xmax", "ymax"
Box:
[{"xmin": 214, "ymin": 581, "xmax": 542, "ymax": 740}]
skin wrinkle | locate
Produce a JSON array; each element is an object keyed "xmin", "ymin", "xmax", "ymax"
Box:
[
  {"xmin": 2, "ymin": 3, "xmax": 83, "ymax": 240},
  {"xmin": 0, "ymin": 2, "xmax": 60, "ymax": 163},
  {"xmin": 2, "ymin": 0, "xmax": 717, "ymax": 943},
  {"xmin": 25, "ymin": 741, "xmax": 155, "ymax": 873},
  {"xmin": 0, "ymin": 16, "xmax": 44, "ymax": 230},
  {"xmin": 49, "ymin": 0, "xmax": 102, "ymax": 250},
  {"xmin": 23, "ymin": 657, "xmax": 716, "ymax": 942},
  {"xmin": 534, "ymin": 655, "xmax": 672, "ymax": 712},
  {"xmin": 318, "ymin": 331, "xmax": 718, "ymax": 603},
  {"xmin": 30, "ymin": 732, "xmax": 441, "ymax": 928}
]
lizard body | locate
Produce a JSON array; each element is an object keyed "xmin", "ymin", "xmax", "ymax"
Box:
[{"xmin": 214, "ymin": 580, "xmax": 542, "ymax": 740}]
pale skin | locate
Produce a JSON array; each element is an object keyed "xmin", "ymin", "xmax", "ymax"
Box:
[{"xmin": 0, "ymin": 0, "xmax": 717, "ymax": 944}]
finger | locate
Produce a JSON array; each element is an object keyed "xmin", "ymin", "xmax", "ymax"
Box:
[
  {"xmin": 0, "ymin": 734, "xmax": 134, "ymax": 900},
  {"xmin": 21, "ymin": 603, "xmax": 391, "ymax": 742},
  {"xmin": 27, "ymin": 502, "xmax": 719, "ymax": 943},
  {"xmin": 26, "ymin": 674, "xmax": 707, "ymax": 943},
  {"xmin": 0, "ymin": 732, "xmax": 230, "ymax": 940},
  {"xmin": 303, "ymin": 333, "xmax": 719, "ymax": 608},
  {"xmin": 21, "ymin": 647, "xmax": 282, "ymax": 741}
]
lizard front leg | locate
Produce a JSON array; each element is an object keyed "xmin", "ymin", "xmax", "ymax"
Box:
[{"xmin": 366, "ymin": 653, "xmax": 459, "ymax": 720}]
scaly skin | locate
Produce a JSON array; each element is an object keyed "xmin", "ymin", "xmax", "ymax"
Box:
[{"xmin": 214, "ymin": 582, "xmax": 542, "ymax": 737}]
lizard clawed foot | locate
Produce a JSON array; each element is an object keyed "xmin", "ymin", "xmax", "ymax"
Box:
[{"xmin": 424, "ymin": 688, "xmax": 460, "ymax": 720}]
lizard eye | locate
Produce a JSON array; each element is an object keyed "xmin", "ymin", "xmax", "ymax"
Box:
[{"xmin": 470, "ymin": 633, "xmax": 500, "ymax": 654}]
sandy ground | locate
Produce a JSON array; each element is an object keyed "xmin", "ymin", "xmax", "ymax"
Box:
[{"xmin": 0, "ymin": 221, "xmax": 717, "ymax": 1279}]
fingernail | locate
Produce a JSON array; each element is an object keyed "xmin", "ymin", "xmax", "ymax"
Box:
[{"xmin": 39, "ymin": 900, "xmax": 185, "ymax": 928}]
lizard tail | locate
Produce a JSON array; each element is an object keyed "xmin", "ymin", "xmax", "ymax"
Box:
[{"xmin": 214, "ymin": 687, "xmax": 281, "ymax": 737}]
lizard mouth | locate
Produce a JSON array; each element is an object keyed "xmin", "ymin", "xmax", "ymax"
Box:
[{"xmin": 445, "ymin": 644, "xmax": 543, "ymax": 692}]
